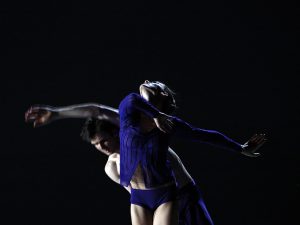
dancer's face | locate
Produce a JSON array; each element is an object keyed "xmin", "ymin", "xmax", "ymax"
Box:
[
  {"xmin": 90, "ymin": 131, "xmax": 119, "ymax": 156},
  {"xmin": 139, "ymin": 80, "xmax": 167, "ymax": 103}
]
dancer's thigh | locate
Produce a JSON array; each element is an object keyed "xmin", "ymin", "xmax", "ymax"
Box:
[
  {"xmin": 153, "ymin": 201, "xmax": 178, "ymax": 225},
  {"xmin": 131, "ymin": 204, "xmax": 153, "ymax": 225}
]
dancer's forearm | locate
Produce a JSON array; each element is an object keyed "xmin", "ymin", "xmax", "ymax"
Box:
[
  {"xmin": 174, "ymin": 118, "xmax": 243, "ymax": 152},
  {"xmin": 54, "ymin": 103, "xmax": 120, "ymax": 126}
]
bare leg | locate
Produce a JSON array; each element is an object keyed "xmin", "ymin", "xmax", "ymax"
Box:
[
  {"xmin": 153, "ymin": 201, "xmax": 178, "ymax": 225},
  {"xmin": 131, "ymin": 204, "xmax": 153, "ymax": 225}
]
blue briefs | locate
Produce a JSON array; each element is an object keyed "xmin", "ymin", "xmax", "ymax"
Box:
[{"xmin": 130, "ymin": 184, "xmax": 177, "ymax": 212}]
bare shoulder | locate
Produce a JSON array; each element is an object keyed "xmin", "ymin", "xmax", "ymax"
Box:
[
  {"xmin": 105, "ymin": 153, "xmax": 120, "ymax": 169},
  {"xmin": 104, "ymin": 153, "xmax": 121, "ymax": 183},
  {"xmin": 108, "ymin": 153, "xmax": 120, "ymax": 162},
  {"xmin": 104, "ymin": 158, "xmax": 114, "ymax": 173}
]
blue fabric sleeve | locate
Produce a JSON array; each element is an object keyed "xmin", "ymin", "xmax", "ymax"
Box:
[
  {"xmin": 120, "ymin": 93, "xmax": 160, "ymax": 118},
  {"xmin": 172, "ymin": 117, "xmax": 243, "ymax": 152}
]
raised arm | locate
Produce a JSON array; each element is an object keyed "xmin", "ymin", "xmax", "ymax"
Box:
[
  {"xmin": 119, "ymin": 93, "xmax": 159, "ymax": 118},
  {"xmin": 119, "ymin": 93, "xmax": 174, "ymax": 132},
  {"xmin": 25, "ymin": 103, "xmax": 120, "ymax": 127}
]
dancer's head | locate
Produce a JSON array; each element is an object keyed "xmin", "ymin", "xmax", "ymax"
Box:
[
  {"xmin": 139, "ymin": 80, "xmax": 176, "ymax": 114},
  {"xmin": 81, "ymin": 118, "xmax": 120, "ymax": 156}
]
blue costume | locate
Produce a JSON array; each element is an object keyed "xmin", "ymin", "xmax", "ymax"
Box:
[
  {"xmin": 177, "ymin": 181, "xmax": 214, "ymax": 225},
  {"xmin": 119, "ymin": 93, "xmax": 243, "ymax": 214},
  {"xmin": 130, "ymin": 183, "xmax": 177, "ymax": 212}
]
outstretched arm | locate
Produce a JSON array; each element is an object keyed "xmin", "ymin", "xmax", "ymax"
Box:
[
  {"xmin": 172, "ymin": 117, "xmax": 266, "ymax": 156},
  {"xmin": 25, "ymin": 103, "xmax": 120, "ymax": 127}
]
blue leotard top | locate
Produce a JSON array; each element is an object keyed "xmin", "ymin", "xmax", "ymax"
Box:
[{"xmin": 119, "ymin": 93, "xmax": 243, "ymax": 187}]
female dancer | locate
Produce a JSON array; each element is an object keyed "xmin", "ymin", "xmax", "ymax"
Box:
[{"xmin": 116, "ymin": 80, "xmax": 265, "ymax": 225}]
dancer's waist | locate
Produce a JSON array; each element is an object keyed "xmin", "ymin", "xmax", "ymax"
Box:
[{"xmin": 130, "ymin": 181, "xmax": 175, "ymax": 190}]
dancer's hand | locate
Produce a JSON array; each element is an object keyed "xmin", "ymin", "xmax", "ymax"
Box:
[
  {"xmin": 25, "ymin": 105, "xmax": 57, "ymax": 127},
  {"xmin": 154, "ymin": 112, "xmax": 174, "ymax": 133},
  {"xmin": 241, "ymin": 134, "xmax": 267, "ymax": 157}
]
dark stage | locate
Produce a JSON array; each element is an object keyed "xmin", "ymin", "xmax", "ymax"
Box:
[{"xmin": 3, "ymin": 1, "xmax": 298, "ymax": 225}]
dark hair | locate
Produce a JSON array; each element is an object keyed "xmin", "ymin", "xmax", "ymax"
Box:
[
  {"xmin": 154, "ymin": 81, "xmax": 177, "ymax": 114},
  {"xmin": 80, "ymin": 118, "xmax": 118, "ymax": 142}
]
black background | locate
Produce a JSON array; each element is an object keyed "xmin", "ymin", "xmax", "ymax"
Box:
[{"xmin": 3, "ymin": 1, "xmax": 298, "ymax": 225}]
